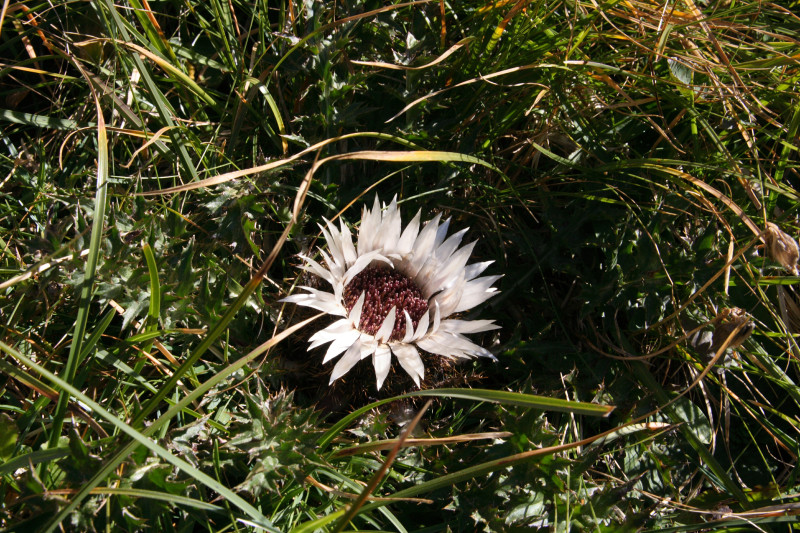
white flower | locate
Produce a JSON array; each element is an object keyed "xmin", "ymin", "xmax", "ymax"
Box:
[{"xmin": 283, "ymin": 196, "xmax": 501, "ymax": 390}]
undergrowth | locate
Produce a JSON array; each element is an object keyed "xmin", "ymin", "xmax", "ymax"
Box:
[{"xmin": 2, "ymin": 0, "xmax": 800, "ymax": 531}]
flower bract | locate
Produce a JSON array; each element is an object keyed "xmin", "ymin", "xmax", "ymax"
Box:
[{"xmin": 283, "ymin": 196, "xmax": 500, "ymax": 389}]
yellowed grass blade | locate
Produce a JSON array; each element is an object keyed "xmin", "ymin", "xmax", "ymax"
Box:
[
  {"xmin": 139, "ymin": 145, "xmax": 497, "ymax": 196},
  {"xmin": 136, "ymin": 132, "xmax": 420, "ymax": 196},
  {"xmin": 333, "ymin": 431, "xmax": 513, "ymax": 457},
  {"xmin": 351, "ymin": 38, "xmax": 470, "ymax": 71},
  {"xmin": 121, "ymin": 125, "xmax": 176, "ymax": 168},
  {"xmin": 386, "ymin": 64, "xmax": 551, "ymax": 123},
  {"xmin": 331, "ymin": 401, "xmax": 433, "ymax": 533}
]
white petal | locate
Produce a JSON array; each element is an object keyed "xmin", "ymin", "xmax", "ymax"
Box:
[
  {"xmin": 401, "ymin": 310, "xmax": 415, "ymax": 343},
  {"xmin": 437, "ymin": 241, "xmax": 477, "ymax": 286},
  {"xmin": 432, "ymin": 301, "xmax": 441, "ymax": 334},
  {"xmin": 297, "ymin": 254, "xmax": 335, "ymax": 286},
  {"xmin": 453, "ymin": 275, "xmax": 502, "ymax": 314},
  {"xmin": 329, "ymin": 339, "xmax": 363, "ymax": 383},
  {"xmin": 439, "ymin": 319, "xmax": 500, "ymax": 334},
  {"xmin": 412, "ymin": 260, "xmax": 437, "ymax": 297},
  {"xmin": 414, "ymin": 213, "xmax": 442, "ymax": 251},
  {"xmin": 407, "ymin": 213, "xmax": 443, "ymax": 277},
  {"xmin": 348, "ymin": 292, "xmax": 366, "ymax": 325},
  {"xmin": 321, "ymin": 329, "xmax": 361, "ymax": 364},
  {"xmin": 309, "ymin": 318, "xmax": 353, "ymax": 349},
  {"xmin": 340, "ymin": 219, "xmax": 357, "ymax": 266},
  {"xmin": 464, "ymin": 260, "xmax": 493, "ymax": 281},
  {"xmin": 358, "ymin": 196, "xmax": 383, "ymax": 254},
  {"xmin": 373, "ymin": 345, "xmax": 392, "ymax": 389},
  {"xmin": 281, "ymin": 292, "xmax": 311, "ymax": 304},
  {"xmin": 319, "ymin": 220, "xmax": 345, "ymax": 270},
  {"xmin": 359, "ymin": 336, "xmax": 378, "ymax": 359},
  {"xmin": 433, "ymin": 217, "xmax": 451, "ymax": 249},
  {"xmin": 381, "ymin": 196, "xmax": 402, "ymax": 250},
  {"xmin": 342, "ymin": 250, "xmax": 393, "ymax": 286},
  {"xmin": 432, "ymin": 271, "xmax": 466, "ymax": 316},
  {"xmin": 281, "ymin": 288, "xmax": 347, "ymax": 316},
  {"xmin": 390, "ymin": 342, "xmax": 424, "ymax": 387},
  {"xmin": 433, "ymin": 227, "xmax": 468, "ymax": 264},
  {"xmin": 418, "ymin": 331, "xmax": 496, "ymax": 360},
  {"xmin": 356, "ymin": 204, "xmax": 372, "ymax": 254},
  {"xmin": 396, "ymin": 209, "xmax": 422, "ymax": 255},
  {"xmin": 318, "ymin": 248, "xmax": 344, "ymax": 280},
  {"xmin": 420, "ymin": 241, "xmax": 477, "ymax": 298},
  {"xmin": 375, "ymin": 307, "xmax": 397, "ymax": 343},
  {"xmin": 411, "ymin": 308, "xmax": 430, "ymax": 341},
  {"xmin": 331, "ymin": 279, "xmax": 345, "ymax": 303},
  {"xmin": 416, "ymin": 335, "xmax": 459, "ymax": 358}
]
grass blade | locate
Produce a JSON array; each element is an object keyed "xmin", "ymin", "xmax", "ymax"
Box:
[
  {"xmin": 47, "ymin": 60, "xmax": 109, "ymax": 450},
  {"xmin": 0, "ymin": 340, "xmax": 279, "ymax": 532}
]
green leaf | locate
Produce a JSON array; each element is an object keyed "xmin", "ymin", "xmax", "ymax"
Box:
[
  {"xmin": 142, "ymin": 242, "xmax": 161, "ymax": 329},
  {"xmin": 0, "ymin": 413, "xmax": 19, "ymax": 462},
  {"xmin": 318, "ymin": 388, "xmax": 614, "ymax": 451},
  {"xmin": 670, "ymin": 396, "xmax": 712, "ymax": 445},
  {"xmin": 0, "ymin": 340, "xmax": 278, "ymax": 533},
  {"xmin": 0, "ymin": 109, "xmax": 91, "ymax": 129}
]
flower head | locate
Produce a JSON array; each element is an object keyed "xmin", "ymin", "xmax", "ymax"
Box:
[
  {"xmin": 765, "ymin": 222, "xmax": 799, "ymax": 275},
  {"xmin": 283, "ymin": 196, "xmax": 500, "ymax": 389}
]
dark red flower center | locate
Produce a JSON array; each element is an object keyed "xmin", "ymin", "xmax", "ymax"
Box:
[{"xmin": 343, "ymin": 266, "xmax": 429, "ymax": 341}]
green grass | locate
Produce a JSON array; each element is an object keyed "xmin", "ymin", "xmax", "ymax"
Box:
[{"xmin": 2, "ymin": 0, "xmax": 800, "ymax": 530}]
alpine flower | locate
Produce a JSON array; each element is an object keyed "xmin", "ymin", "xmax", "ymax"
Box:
[{"xmin": 283, "ymin": 196, "xmax": 501, "ymax": 390}]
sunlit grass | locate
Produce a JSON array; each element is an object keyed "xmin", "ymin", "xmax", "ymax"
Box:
[{"xmin": 1, "ymin": 0, "xmax": 800, "ymax": 530}]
